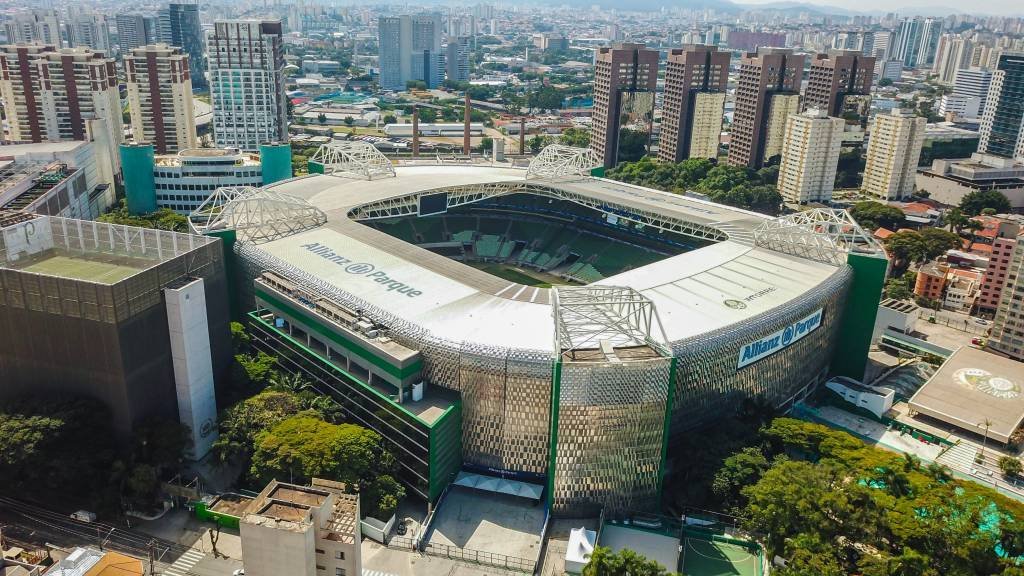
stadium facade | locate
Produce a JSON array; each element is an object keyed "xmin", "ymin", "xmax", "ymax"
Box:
[{"xmin": 192, "ymin": 145, "xmax": 887, "ymax": 516}]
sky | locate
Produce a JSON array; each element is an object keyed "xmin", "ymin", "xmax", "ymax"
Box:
[{"xmin": 733, "ymin": 0, "xmax": 1022, "ymax": 17}]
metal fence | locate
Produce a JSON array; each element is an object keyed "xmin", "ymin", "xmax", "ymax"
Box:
[
  {"xmin": 924, "ymin": 313, "xmax": 991, "ymax": 336},
  {"xmin": 387, "ymin": 536, "xmax": 536, "ymax": 573}
]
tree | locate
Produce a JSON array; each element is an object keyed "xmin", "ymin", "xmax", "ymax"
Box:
[
  {"xmin": 960, "ymin": 189, "xmax": 1011, "ymax": 216},
  {"xmin": 212, "ymin": 390, "xmax": 306, "ymax": 465},
  {"xmin": 582, "ymin": 546, "xmax": 678, "ymax": 576},
  {"xmin": 999, "ymin": 456, "xmax": 1022, "ymax": 478},
  {"xmin": 919, "ymin": 227, "xmax": 962, "ymax": 259},
  {"xmin": 884, "ymin": 230, "xmax": 929, "ymax": 270},
  {"xmin": 317, "ymin": 113, "xmax": 327, "ymax": 125},
  {"xmin": 943, "ymin": 207, "xmax": 971, "ymax": 233},
  {"xmin": 712, "ymin": 446, "xmax": 770, "ymax": 512},
  {"xmin": 249, "ymin": 415, "xmax": 405, "ymax": 518},
  {"xmin": 879, "ymin": 77, "xmax": 894, "ymax": 87},
  {"xmin": 884, "ymin": 271, "xmax": 917, "ymax": 300},
  {"xmin": 529, "ymin": 134, "xmax": 546, "ymax": 153},
  {"xmin": 849, "ymin": 201, "xmax": 906, "ymax": 232},
  {"xmin": 616, "ymin": 129, "xmax": 649, "ymax": 163},
  {"xmin": 479, "ymin": 136, "xmax": 494, "ymax": 153},
  {"xmin": 382, "ymin": 114, "xmax": 397, "ymax": 124},
  {"xmin": 98, "ymin": 201, "xmax": 190, "ymax": 232},
  {"xmin": 560, "ymin": 127, "xmax": 590, "ymax": 148},
  {"xmin": 343, "ymin": 116, "xmax": 354, "ymax": 127},
  {"xmin": 525, "ymin": 85, "xmax": 565, "ymax": 111}
]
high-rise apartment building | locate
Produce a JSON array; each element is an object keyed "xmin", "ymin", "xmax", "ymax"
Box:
[
  {"xmin": 979, "ymin": 52, "xmax": 1024, "ymax": 160},
  {"xmin": 208, "ymin": 21, "xmax": 287, "ymax": 152},
  {"xmin": 67, "ymin": 13, "xmax": 111, "ymax": 54},
  {"xmin": 940, "ymin": 67, "xmax": 994, "ymax": 119},
  {"xmin": 3, "ymin": 10, "xmax": 62, "ymax": 46},
  {"xmin": 989, "ymin": 237, "xmax": 1024, "ymax": 361},
  {"xmin": 777, "ymin": 109, "xmax": 844, "ymax": 204},
  {"xmin": 0, "ymin": 45, "xmax": 122, "ymax": 159},
  {"xmin": 658, "ymin": 45, "xmax": 729, "ymax": 163},
  {"xmin": 728, "ymin": 47, "xmax": 805, "ymax": 169},
  {"xmin": 803, "ymin": 50, "xmax": 876, "ymax": 122},
  {"xmin": 159, "ymin": 4, "xmax": 206, "ymax": 90},
  {"xmin": 117, "ymin": 14, "xmax": 160, "ymax": 52},
  {"xmin": 894, "ymin": 17, "xmax": 943, "ymax": 69},
  {"xmin": 590, "ymin": 43, "xmax": 659, "ymax": 168},
  {"xmin": 378, "ymin": 14, "xmax": 444, "ymax": 91},
  {"xmin": 445, "ymin": 35, "xmax": 470, "ymax": 83},
  {"xmin": 861, "ymin": 108, "xmax": 925, "ymax": 200},
  {"xmin": 125, "ymin": 44, "xmax": 197, "ymax": 154},
  {"xmin": 933, "ymin": 35, "xmax": 975, "ymax": 85},
  {"xmin": 978, "ymin": 233, "xmax": 1020, "ymax": 315}
]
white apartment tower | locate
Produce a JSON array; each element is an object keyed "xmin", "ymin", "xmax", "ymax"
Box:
[
  {"xmin": 67, "ymin": 13, "xmax": 111, "ymax": 54},
  {"xmin": 125, "ymin": 44, "xmax": 197, "ymax": 154},
  {"xmin": 3, "ymin": 10, "xmax": 62, "ymax": 46},
  {"xmin": 378, "ymin": 14, "xmax": 443, "ymax": 91},
  {"xmin": 777, "ymin": 109, "xmax": 845, "ymax": 204},
  {"xmin": 446, "ymin": 35, "xmax": 471, "ymax": 83},
  {"xmin": 763, "ymin": 93, "xmax": 801, "ymax": 162},
  {"xmin": 0, "ymin": 45, "xmax": 122, "ymax": 156},
  {"xmin": 208, "ymin": 20, "xmax": 288, "ymax": 152},
  {"xmin": 862, "ymin": 108, "xmax": 925, "ymax": 200}
]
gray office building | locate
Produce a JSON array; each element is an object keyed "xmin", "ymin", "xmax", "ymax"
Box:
[
  {"xmin": 378, "ymin": 13, "xmax": 443, "ymax": 91},
  {"xmin": 159, "ymin": 3, "xmax": 206, "ymax": 90}
]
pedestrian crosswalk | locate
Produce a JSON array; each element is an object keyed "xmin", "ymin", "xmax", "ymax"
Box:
[
  {"xmin": 164, "ymin": 548, "xmax": 204, "ymax": 576},
  {"xmin": 363, "ymin": 570, "xmax": 400, "ymax": 576}
]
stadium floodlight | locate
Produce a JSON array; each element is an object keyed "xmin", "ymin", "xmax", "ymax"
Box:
[
  {"xmin": 309, "ymin": 141, "xmax": 396, "ymax": 180},
  {"xmin": 753, "ymin": 208, "xmax": 886, "ymax": 266},
  {"xmin": 189, "ymin": 187, "xmax": 327, "ymax": 243},
  {"xmin": 526, "ymin": 145, "xmax": 601, "ymax": 180},
  {"xmin": 552, "ymin": 285, "xmax": 669, "ymax": 359}
]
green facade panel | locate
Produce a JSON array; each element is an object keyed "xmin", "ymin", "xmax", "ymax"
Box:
[
  {"xmin": 831, "ymin": 253, "xmax": 888, "ymax": 380},
  {"xmin": 308, "ymin": 161, "xmax": 325, "ymax": 174},
  {"xmin": 260, "ymin": 143, "xmax": 293, "ymax": 185},
  {"xmin": 120, "ymin": 143, "xmax": 156, "ymax": 215}
]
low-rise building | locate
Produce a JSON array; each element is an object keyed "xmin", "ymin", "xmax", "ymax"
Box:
[
  {"xmin": 44, "ymin": 548, "xmax": 143, "ymax": 576},
  {"xmin": 944, "ymin": 267, "xmax": 983, "ymax": 312},
  {"xmin": 873, "ymin": 298, "xmax": 921, "ymax": 342},
  {"xmin": 824, "ymin": 376, "xmax": 895, "ymax": 419},
  {"xmin": 914, "ymin": 261, "xmax": 948, "ymax": 302},
  {"xmin": 240, "ymin": 479, "xmax": 360, "ymax": 576},
  {"xmin": 0, "ymin": 160, "xmax": 109, "ymax": 220},
  {"xmin": 916, "ymin": 153, "xmax": 1024, "ymax": 211}
]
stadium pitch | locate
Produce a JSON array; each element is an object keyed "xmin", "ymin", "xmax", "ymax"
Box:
[{"xmin": 681, "ymin": 534, "xmax": 761, "ymax": 576}]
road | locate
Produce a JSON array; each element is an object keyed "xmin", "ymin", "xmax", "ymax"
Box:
[{"xmin": 0, "ymin": 496, "xmax": 190, "ymax": 569}]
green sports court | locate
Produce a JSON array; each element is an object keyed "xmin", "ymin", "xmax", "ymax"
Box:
[
  {"xmin": 17, "ymin": 254, "xmax": 144, "ymax": 284},
  {"xmin": 680, "ymin": 532, "xmax": 762, "ymax": 576}
]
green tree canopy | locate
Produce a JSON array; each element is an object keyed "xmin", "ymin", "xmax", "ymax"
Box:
[
  {"xmin": 919, "ymin": 227, "xmax": 962, "ymax": 259},
  {"xmin": 849, "ymin": 201, "xmax": 906, "ymax": 232},
  {"xmin": 560, "ymin": 126, "xmax": 590, "ymax": 148},
  {"xmin": 960, "ymin": 189, "xmax": 1011, "ymax": 216},
  {"xmin": 250, "ymin": 415, "xmax": 405, "ymax": 518},
  {"xmin": 582, "ymin": 546, "xmax": 679, "ymax": 576}
]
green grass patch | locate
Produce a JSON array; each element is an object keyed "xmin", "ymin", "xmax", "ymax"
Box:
[{"xmin": 473, "ymin": 263, "xmax": 555, "ymax": 287}]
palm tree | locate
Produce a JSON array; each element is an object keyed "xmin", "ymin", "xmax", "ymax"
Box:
[
  {"xmin": 925, "ymin": 462, "xmax": 952, "ymax": 483},
  {"xmin": 901, "ymin": 452, "xmax": 921, "ymax": 473},
  {"xmin": 268, "ymin": 371, "xmax": 311, "ymax": 393},
  {"xmin": 979, "ymin": 418, "xmax": 993, "ymax": 462}
]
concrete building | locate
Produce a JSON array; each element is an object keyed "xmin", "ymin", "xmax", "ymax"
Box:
[
  {"xmin": 378, "ymin": 14, "xmax": 443, "ymax": 91},
  {"xmin": 725, "ymin": 30, "xmax": 786, "ymax": 52},
  {"xmin": 802, "ymin": 50, "xmax": 875, "ymax": 121},
  {"xmin": 879, "ymin": 59, "xmax": 904, "ymax": 82},
  {"xmin": 824, "ymin": 376, "xmax": 895, "ymax": 419},
  {"xmin": 3, "ymin": 10, "xmax": 61, "ymax": 46},
  {"xmin": 873, "ymin": 298, "xmax": 921, "ymax": 342},
  {"xmin": 727, "ymin": 47, "xmax": 805, "ymax": 169},
  {"xmin": 0, "ymin": 45, "xmax": 122, "ymax": 176},
  {"xmin": 116, "ymin": 14, "xmax": 160, "ymax": 52},
  {"xmin": 658, "ymin": 45, "xmax": 729, "ymax": 163},
  {"xmin": 777, "ymin": 109, "xmax": 845, "ymax": 204},
  {"xmin": 944, "ymin": 267, "xmax": 983, "ymax": 312},
  {"xmin": 125, "ymin": 44, "xmax": 197, "ymax": 154},
  {"xmin": 121, "ymin": 145, "xmax": 289, "ymax": 215},
  {"xmin": 978, "ymin": 52, "xmax": 1024, "ymax": 160},
  {"xmin": 209, "ymin": 20, "xmax": 288, "ymax": 152},
  {"xmin": 989, "ymin": 237, "xmax": 1024, "ymax": 360},
  {"xmin": 590, "ymin": 43, "xmax": 659, "ymax": 169},
  {"xmin": 532, "ymin": 33, "xmax": 569, "ymax": 52},
  {"xmin": 43, "ymin": 548, "xmax": 143, "ymax": 576},
  {"xmin": 932, "ymin": 35, "xmax": 974, "ymax": 85},
  {"xmin": 946, "ymin": 67, "xmax": 993, "ymax": 120},
  {"xmin": 0, "ymin": 141, "xmax": 116, "ymax": 219},
  {"xmin": 763, "ymin": 94, "xmax": 801, "ymax": 163},
  {"xmin": 979, "ymin": 234, "xmax": 1021, "ymax": 315},
  {"xmin": 915, "ymin": 261, "xmax": 948, "ymax": 302},
  {"xmin": 158, "ymin": 4, "xmax": 206, "ymax": 90},
  {"xmin": 0, "ymin": 211, "xmax": 229, "ymax": 455},
  {"xmin": 240, "ymin": 479, "xmax": 360, "ymax": 576},
  {"xmin": 916, "ymin": 153, "xmax": 1024, "ymax": 211},
  {"xmin": 446, "ymin": 36, "xmax": 470, "ymax": 83},
  {"xmin": 862, "ymin": 108, "xmax": 926, "ymax": 200},
  {"xmin": 0, "ymin": 138, "xmax": 116, "ymax": 194},
  {"xmin": 67, "ymin": 13, "xmax": 111, "ymax": 54},
  {"xmin": 893, "ymin": 17, "xmax": 942, "ymax": 69}
]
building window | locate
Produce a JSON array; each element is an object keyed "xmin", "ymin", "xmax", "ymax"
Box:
[
  {"xmin": 335, "ymin": 569, "xmax": 346, "ymax": 576},
  {"xmin": 335, "ymin": 551, "xmax": 344, "ymax": 560}
]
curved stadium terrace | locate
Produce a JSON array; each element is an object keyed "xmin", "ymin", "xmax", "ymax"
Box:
[{"xmin": 192, "ymin": 145, "xmax": 888, "ymax": 517}]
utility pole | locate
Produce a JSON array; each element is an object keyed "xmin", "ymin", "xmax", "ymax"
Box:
[{"xmin": 148, "ymin": 540, "xmax": 156, "ymax": 576}]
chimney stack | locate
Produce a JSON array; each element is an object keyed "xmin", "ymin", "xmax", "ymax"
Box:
[
  {"xmin": 412, "ymin": 105, "xmax": 420, "ymax": 157},
  {"xmin": 519, "ymin": 117, "xmax": 526, "ymax": 155},
  {"xmin": 463, "ymin": 92, "xmax": 471, "ymax": 156}
]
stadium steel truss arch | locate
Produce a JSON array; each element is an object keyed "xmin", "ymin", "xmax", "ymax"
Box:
[
  {"xmin": 552, "ymin": 286, "xmax": 669, "ymax": 358},
  {"xmin": 308, "ymin": 141, "xmax": 397, "ymax": 180},
  {"xmin": 525, "ymin": 145, "xmax": 601, "ymax": 180},
  {"xmin": 189, "ymin": 187, "xmax": 328, "ymax": 243},
  {"xmin": 753, "ymin": 208, "xmax": 885, "ymax": 266},
  {"xmin": 347, "ymin": 182, "xmax": 727, "ymax": 243}
]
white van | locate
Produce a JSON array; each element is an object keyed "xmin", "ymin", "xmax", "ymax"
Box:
[{"xmin": 70, "ymin": 510, "xmax": 96, "ymax": 523}]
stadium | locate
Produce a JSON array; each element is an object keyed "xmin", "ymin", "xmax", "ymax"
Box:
[{"xmin": 190, "ymin": 144, "xmax": 888, "ymax": 517}]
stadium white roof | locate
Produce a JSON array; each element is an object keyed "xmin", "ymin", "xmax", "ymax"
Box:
[{"xmin": 256, "ymin": 165, "xmax": 845, "ymax": 351}]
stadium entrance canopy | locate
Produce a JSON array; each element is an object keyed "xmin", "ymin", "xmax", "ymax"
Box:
[{"xmin": 452, "ymin": 471, "xmax": 544, "ymax": 502}]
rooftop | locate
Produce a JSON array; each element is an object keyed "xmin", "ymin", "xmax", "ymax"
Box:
[{"xmin": 908, "ymin": 346, "xmax": 1024, "ymax": 444}]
